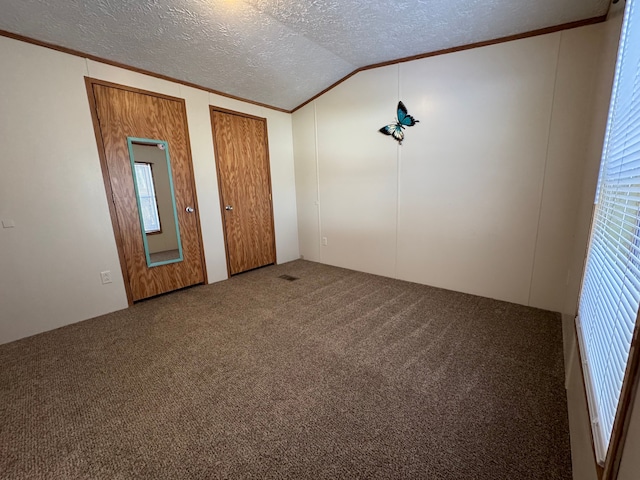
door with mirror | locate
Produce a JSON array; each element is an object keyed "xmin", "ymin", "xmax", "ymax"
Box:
[{"xmin": 87, "ymin": 79, "xmax": 206, "ymax": 302}]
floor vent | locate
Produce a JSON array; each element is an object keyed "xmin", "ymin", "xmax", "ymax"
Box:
[{"xmin": 278, "ymin": 274, "xmax": 299, "ymax": 282}]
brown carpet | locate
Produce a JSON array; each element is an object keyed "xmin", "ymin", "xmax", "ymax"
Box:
[{"xmin": 0, "ymin": 260, "xmax": 572, "ymax": 479}]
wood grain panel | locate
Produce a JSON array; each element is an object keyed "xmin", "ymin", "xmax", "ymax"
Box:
[
  {"xmin": 92, "ymin": 82, "xmax": 205, "ymax": 301},
  {"xmin": 211, "ymin": 108, "xmax": 276, "ymax": 275}
]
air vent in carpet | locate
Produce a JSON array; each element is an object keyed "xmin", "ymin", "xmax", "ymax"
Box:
[{"xmin": 278, "ymin": 274, "xmax": 299, "ymax": 281}]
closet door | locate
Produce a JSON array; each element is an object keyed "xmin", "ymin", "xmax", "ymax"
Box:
[
  {"xmin": 210, "ymin": 107, "xmax": 276, "ymax": 275},
  {"xmin": 89, "ymin": 79, "xmax": 206, "ymax": 301}
]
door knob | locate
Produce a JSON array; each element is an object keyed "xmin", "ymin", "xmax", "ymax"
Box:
[
  {"xmin": 185, "ymin": 206, "xmax": 195, "ymax": 213},
  {"xmin": 225, "ymin": 205, "xmax": 234, "ymax": 211}
]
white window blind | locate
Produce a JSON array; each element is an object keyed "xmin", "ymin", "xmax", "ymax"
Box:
[
  {"xmin": 577, "ymin": 0, "xmax": 640, "ymax": 464},
  {"xmin": 134, "ymin": 163, "xmax": 161, "ymax": 234}
]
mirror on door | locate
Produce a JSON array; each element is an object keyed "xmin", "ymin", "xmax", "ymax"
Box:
[{"xmin": 127, "ymin": 138, "xmax": 183, "ymax": 267}]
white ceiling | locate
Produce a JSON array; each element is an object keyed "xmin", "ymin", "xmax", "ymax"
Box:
[{"xmin": 0, "ymin": 0, "xmax": 610, "ymax": 111}]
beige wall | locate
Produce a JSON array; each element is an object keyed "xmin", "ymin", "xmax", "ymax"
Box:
[
  {"xmin": 293, "ymin": 24, "xmax": 607, "ymax": 312},
  {"xmin": 562, "ymin": 6, "xmax": 640, "ymax": 480},
  {"xmin": 618, "ymin": 395, "xmax": 640, "ymax": 479},
  {"xmin": 559, "ymin": 5, "xmax": 636, "ymax": 480},
  {"xmin": 0, "ymin": 36, "xmax": 299, "ymax": 344}
]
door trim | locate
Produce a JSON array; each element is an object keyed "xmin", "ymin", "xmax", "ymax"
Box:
[
  {"xmin": 209, "ymin": 105, "xmax": 277, "ymax": 277},
  {"xmin": 85, "ymin": 77, "xmax": 208, "ymax": 304}
]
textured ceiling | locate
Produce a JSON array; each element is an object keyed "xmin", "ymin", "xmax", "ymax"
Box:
[{"xmin": 0, "ymin": 0, "xmax": 610, "ymax": 110}]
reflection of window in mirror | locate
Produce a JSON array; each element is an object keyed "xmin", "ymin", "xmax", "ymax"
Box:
[
  {"xmin": 134, "ymin": 162, "xmax": 162, "ymax": 235},
  {"xmin": 128, "ymin": 138, "xmax": 183, "ymax": 267}
]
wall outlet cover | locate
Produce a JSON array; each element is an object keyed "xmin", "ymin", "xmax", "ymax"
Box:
[{"xmin": 100, "ymin": 271, "xmax": 112, "ymax": 284}]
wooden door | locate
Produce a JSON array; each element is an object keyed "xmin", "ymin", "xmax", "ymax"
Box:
[
  {"xmin": 210, "ymin": 108, "xmax": 276, "ymax": 275},
  {"xmin": 88, "ymin": 79, "xmax": 206, "ymax": 302}
]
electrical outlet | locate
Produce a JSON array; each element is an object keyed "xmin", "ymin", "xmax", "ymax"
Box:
[
  {"xmin": 100, "ymin": 271, "xmax": 112, "ymax": 284},
  {"xmin": 322, "ymin": 237, "xmax": 328, "ymax": 246}
]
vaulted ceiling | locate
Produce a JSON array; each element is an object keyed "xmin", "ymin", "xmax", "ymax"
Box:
[{"xmin": 0, "ymin": 0, "xmax": 610, "ymax": 111}]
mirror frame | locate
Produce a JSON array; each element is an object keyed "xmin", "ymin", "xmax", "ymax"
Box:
[{"xmin": 127, "ymin": 137, "xmax": 184, "ymax": 268}]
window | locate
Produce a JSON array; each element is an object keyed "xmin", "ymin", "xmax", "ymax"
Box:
[
  {"xmin": 577, "ymin": 0, "xmax": 640, "ymax": 465},
  {"xmin": 134, "ymin": 162, "xmax": 161, "ymax": 234}
]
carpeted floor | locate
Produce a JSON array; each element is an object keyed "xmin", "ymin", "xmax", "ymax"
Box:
[{"xmin": 0, "ymin": 260, "xmax": 572, "ymax": 479}]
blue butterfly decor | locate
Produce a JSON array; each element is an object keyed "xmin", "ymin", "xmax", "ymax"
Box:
[{"xmin": 379, "ymin": 101, "xmax": 419, "ymax": 145}]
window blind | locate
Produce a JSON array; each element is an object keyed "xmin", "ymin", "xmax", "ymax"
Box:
[{"xmin": 577, "ymin": 0, "xmax": 640, "ymax": 464}]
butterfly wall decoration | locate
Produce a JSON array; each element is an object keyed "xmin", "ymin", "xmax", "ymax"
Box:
[{"xmin": 379, "ymin": 101, "xmax": 419, "ymax": 145}]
